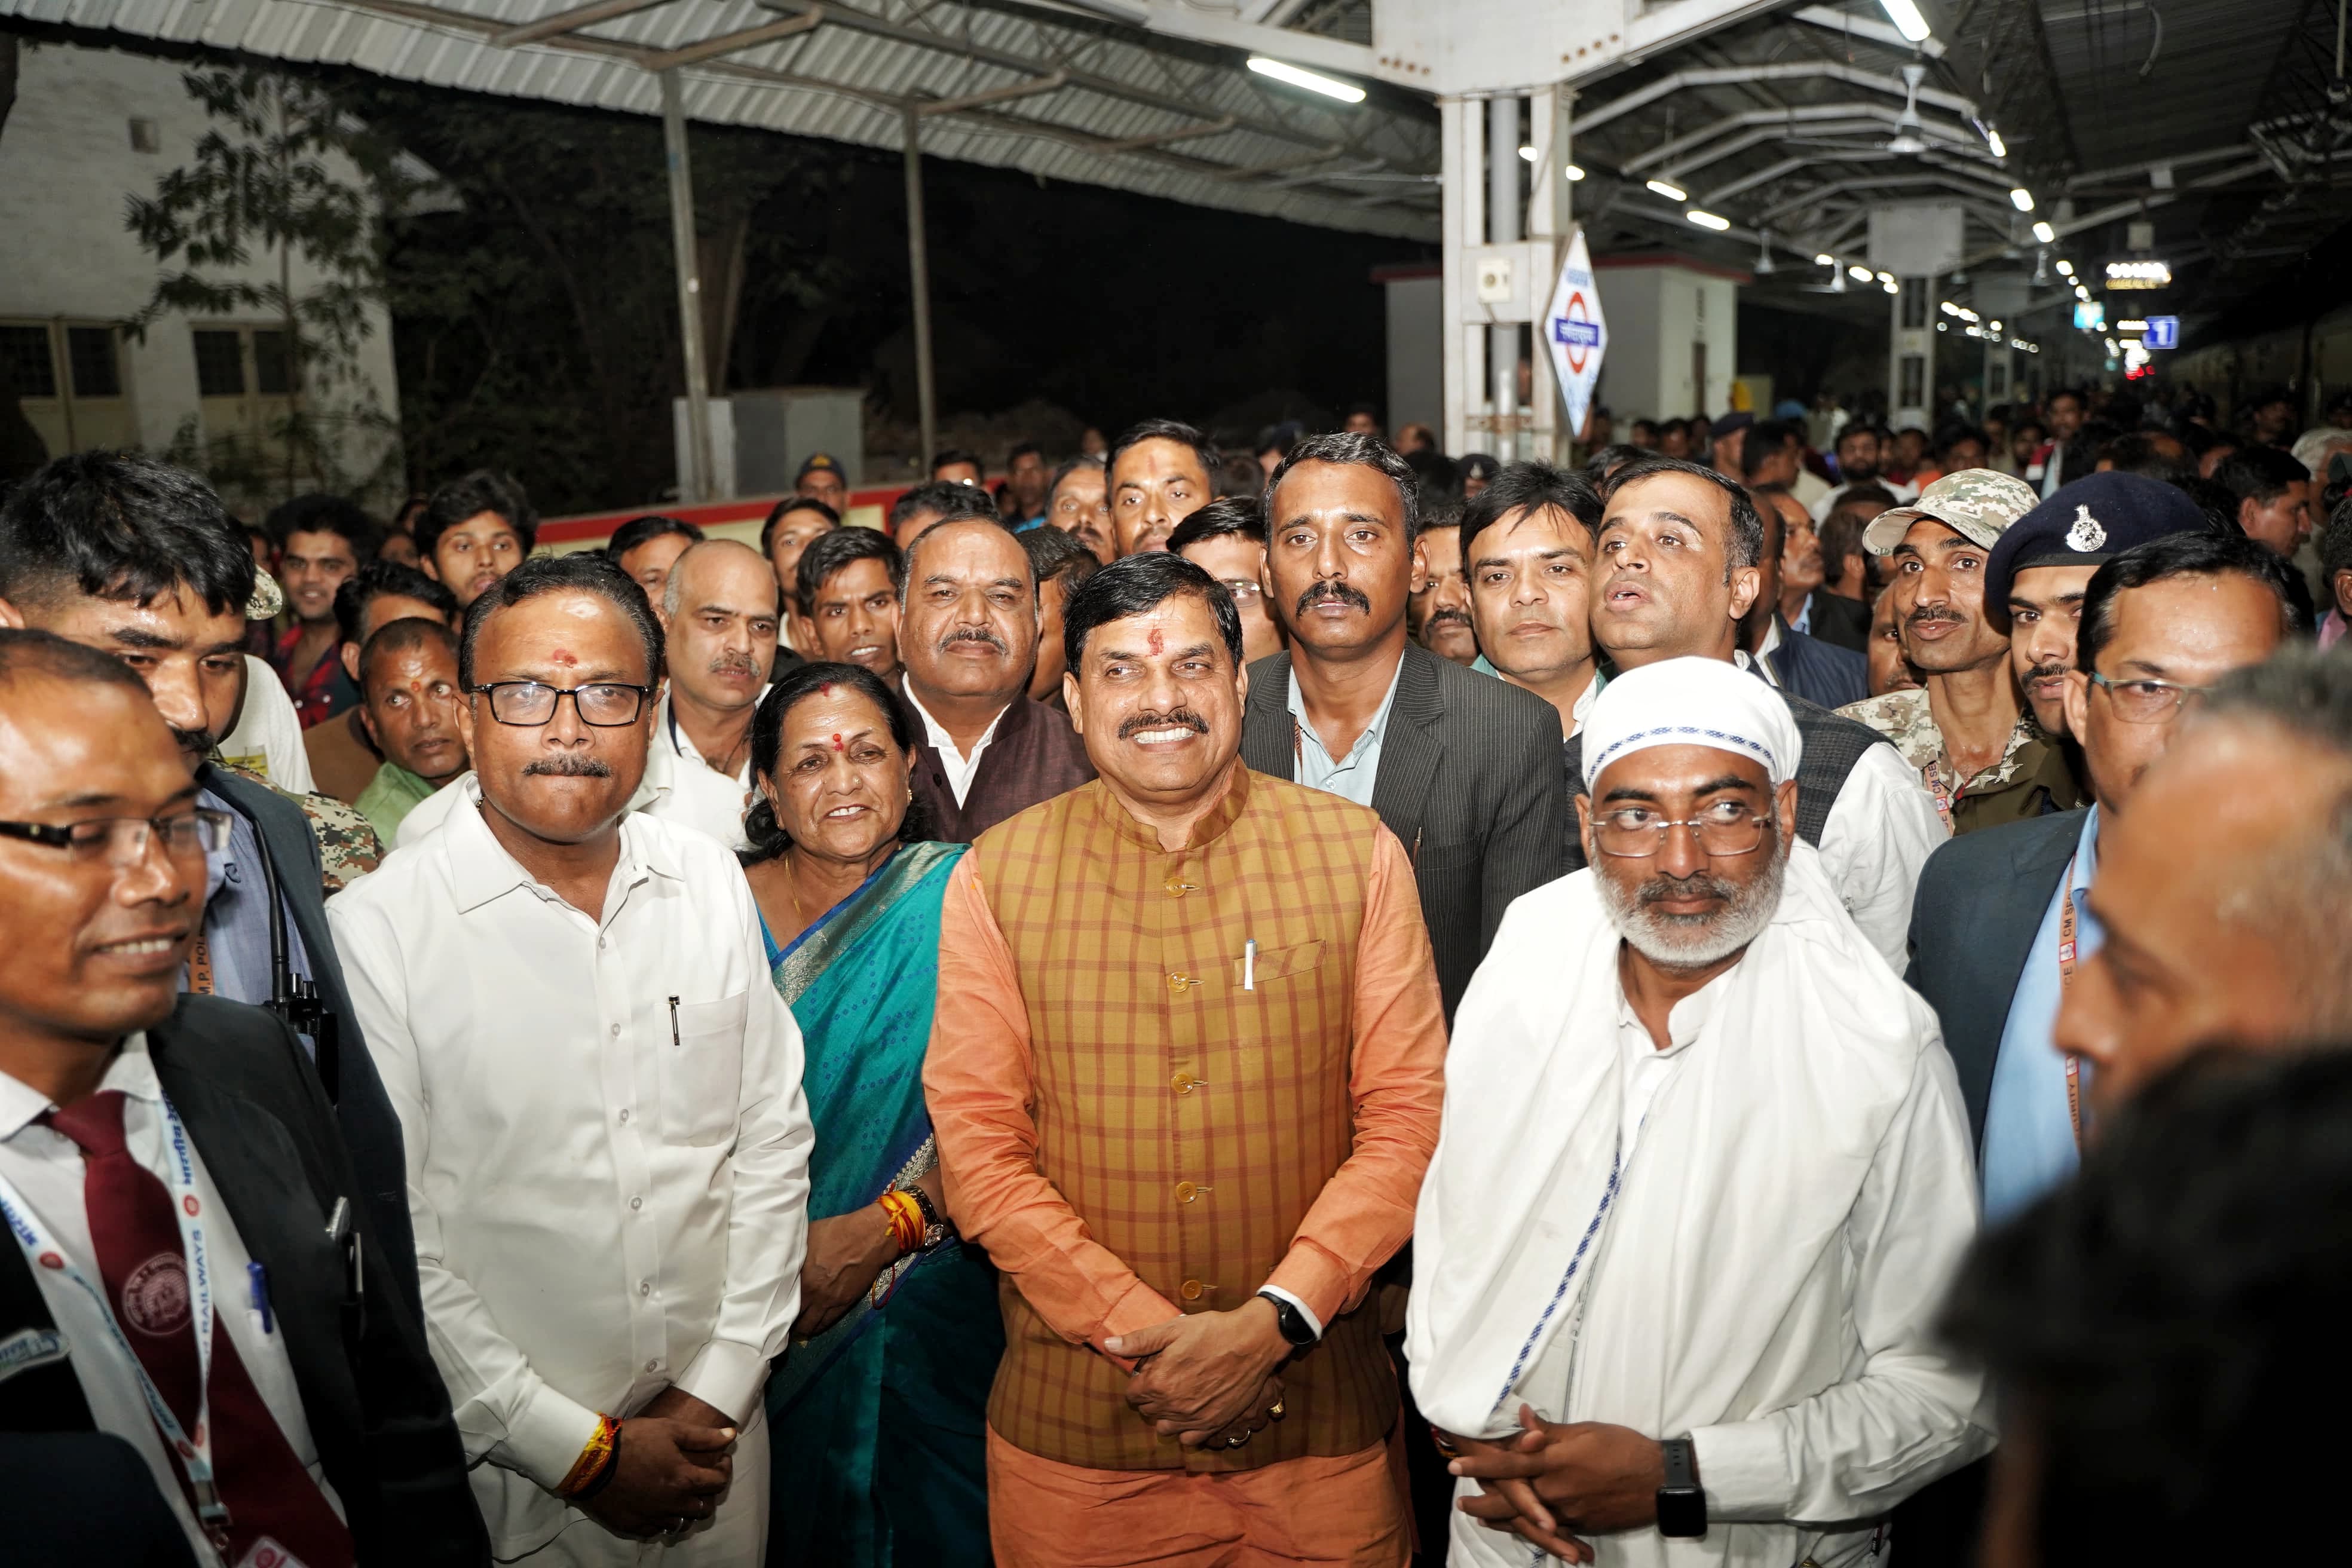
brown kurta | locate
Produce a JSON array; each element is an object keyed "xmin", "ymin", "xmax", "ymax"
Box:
[{"xmin": 925, "ymin": 767, "xmax": 1447, "ymax": 1474}]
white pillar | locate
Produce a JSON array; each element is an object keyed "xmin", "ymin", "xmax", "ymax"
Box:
[
  {"xmin": 660, "ymin": 69, "xmax": 713, "ymax": 503},
  {"xmin": 1439, "ymin": 97, "xmax": 1478, "ymax": 459},
  {"xmin": 904, "ymin": 102, "xmax": 938, "ymax": 473},
  {"xmin": 1526, "ymin": 84, "xmax": 1572, "ymax": 463},
  {"xmin": 1487, "ymin": 94, "xmax": 1520, "ymax": 460}
]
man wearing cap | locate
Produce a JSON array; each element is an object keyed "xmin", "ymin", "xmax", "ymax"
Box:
[
  {"xmin": 1409, "ymin": 656, "xmax": 1990, "ymax": 1568},
  {"xmin": 1983, "ymin": 473, "xmax": 2221, "ymax": 740},
  {"xmin": 1840, "ymin": 471, "xmax": 2085, "ymax": 834},
  {"xmin": 1565, "ymin": 456, "xmax": 1944, "ymax": 973},
  {"xmin": 795, "ymin": 453, "xmax": 850, "ymax": 516},
  {"xmin": 1707, "ymin": 410, "xmax": 1754, "ymax": 481}
]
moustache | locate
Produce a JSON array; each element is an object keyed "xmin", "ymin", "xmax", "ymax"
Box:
[
  {"xmin": 522, "ymin": 757, "xmax": 615, "ymax": 778},
  {"xmin": 707, "ymin": 653, "xmax": 761, "ymax": 678},
  {"xmin": 1117, "ymin": 709, "xmax": 1210, "ymax": 740},
  {"xmin": 1296, "ymin": 580, "xmax": 1373, "ymax": 617},
  {"xmin": 2024, "ymin": 660, "xmax": 2069, "ymax": 684},
  {"xmin": 938, "ymin": 626, "xmax": 1010, "ymax": 656},
  {"xmin": 1906, "ymin": 608, "xmax": 1965, "ymax": 629},
  {"xmin": 1425, "ymin": 608, "xmax": 1472, "ymax": 627},
  {"xmin": 1635, "ymin": 870, "xmax": 1739, "ymax": 911},
  {"xmin": 172, "ymin": 728, "xmax": 218, "ymax": 759}
]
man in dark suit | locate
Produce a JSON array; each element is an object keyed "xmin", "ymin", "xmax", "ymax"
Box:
[
  {"xmin": 0, "ymin": 452, "xmax": 422, "ymax": 1319},
  {"xmin": 1907, "ymin": 531, "xmax": 2302, "ymax": 1216},
  {"xmin": 1895, "ymin": 506, "xmax": 2305, "ymax": 1568},
  {"xmin": 0, "ymin": 629, "xmax": 484, "ymax": 1566},
  {"xmin": 1239, "ymin": 431, "xmax": 1571, "ymax": 1022},
  {"xmin": 1745, "ymin": 482, "xmax": 1869, "ymax": 708},
  {"xmin": 893, "ymin": 514, "xmax": 1095, "ymax": 841}
]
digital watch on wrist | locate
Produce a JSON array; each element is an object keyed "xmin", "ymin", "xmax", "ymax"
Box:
[
  {"xmin": 1256, "ymin": 1290, "xmax": 1317, "ymax": 1348},
  {"xmin": 1656, "ymin": 1437, "xmax": 1707, "ymax": 1538}
]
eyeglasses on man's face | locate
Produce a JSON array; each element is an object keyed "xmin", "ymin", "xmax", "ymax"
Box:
[
  {"xmin": 1591, "ymin": 798, "xmax": 1771, "ymax": 859},
  {"xmin": 1217, "ymin": 578, "xmax": 1264, "ymax": 607},
  {"xmin": 2086, "ymin": 671, "xmax": 2213, "ymax": 724},
  {"xmin": 471, "ymin": 681, "xmax": 652, "ymax": 727},
  {"xmin": 0, "ymin": 808, "xmax": 232, "ymax": 868}
]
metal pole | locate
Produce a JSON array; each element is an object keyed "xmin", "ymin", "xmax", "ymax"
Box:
[
  {"xmin": 1488, "ymin": 95, "xmax": 1521, "ymax": 460},
  {"xmin": 904, "ymin": 102, "xmax": 938, "ymax": 473},
  {"xmin": 1438, "ymin": 97, "xmax": 1471, "ymax": 459},
  {"xmin": 660, "ymin": 69, "xmax": 713, "ymax": 503}
]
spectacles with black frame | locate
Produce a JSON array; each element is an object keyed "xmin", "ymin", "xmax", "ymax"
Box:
[
  {"xmin": 471, "ymin": 681, "xmax": 654, "ymax": 727},
  {"xmin": 0, "ymin": 808, "xmax": 232, "ymax": 867}
]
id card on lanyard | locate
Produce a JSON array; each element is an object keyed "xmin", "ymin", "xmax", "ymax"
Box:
[
  {"xmin": 2056, "ymin": 853, "xmax": 2085, "ymax": 1149},
  {"xmin": 0, "ymin": 1095, "xmax": 231, "ymax": 1549}
]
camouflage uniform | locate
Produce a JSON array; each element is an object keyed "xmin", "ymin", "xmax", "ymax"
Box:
[
  {"xmin": 1838, "ymin": 687, "xmax": 2082, "ymax": 835},
  {"xmin": 219, "ymin": 761, "xmax": 384, "ymax": 893}
]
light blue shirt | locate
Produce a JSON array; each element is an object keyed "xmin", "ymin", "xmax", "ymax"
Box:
[
  {"xmin": 1286, "ymin": 657, "xmax": 1405, "ymax": 808},
  {"xmin": 194, "ymin": 784, "xmax": 317, "ymax": 1053},
  {"xmin": 1980, "ymin": 806, "xmax": 2102, "ymax": 1223}
]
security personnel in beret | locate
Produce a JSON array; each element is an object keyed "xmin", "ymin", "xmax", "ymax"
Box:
[{"xmin": 1982, "ymin": 472, "xmax": 2219, "ymax": 741}]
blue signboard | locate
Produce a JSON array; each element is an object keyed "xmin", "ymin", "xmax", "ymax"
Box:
[{"xmin": 2143, "ymin": 316, "xmax": 2180, "ymax": 351}]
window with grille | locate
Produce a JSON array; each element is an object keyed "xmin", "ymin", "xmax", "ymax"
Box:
[
  {"xmin": 66, "ymin": 327, "xmax": 121, "ymax": 399},
  {"xmin": 0, "ymin": 326, "xmax": 57, "ymax": 399},
  {"xmin": 194, "ymin": 329, "xmax": 246, "ymax": 397}
]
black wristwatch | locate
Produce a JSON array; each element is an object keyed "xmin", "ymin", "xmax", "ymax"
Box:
[
  {"xmin": 1256, "ymin": 1290, "xmax": 1318, "ymax": 1348},
  {"xmin": 898, "ymin": 1183, "xmax": 950, "ymax": 1250},
  {"xmin": 1656, "ymin": 1437, "xmax": 1706, "ymax": 1538}
]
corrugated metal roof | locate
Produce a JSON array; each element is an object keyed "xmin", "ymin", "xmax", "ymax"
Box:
[{"xmin": 3, "ymin": 0, "xmax": 1440, "ymax": 238}]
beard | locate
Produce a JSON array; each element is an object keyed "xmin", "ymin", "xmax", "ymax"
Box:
[{"xmin": 1596, "ymin": 832, "xmax": 1787, "ymax": 970}]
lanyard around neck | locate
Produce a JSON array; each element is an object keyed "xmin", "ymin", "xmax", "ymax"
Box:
[{"xmin": 0, "ymin": 1092, "xmax": 229, "ymax": 1546}]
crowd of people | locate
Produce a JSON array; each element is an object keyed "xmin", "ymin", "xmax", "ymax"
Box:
[{"xmin": 1, "ymin": 376, "xmax": 2348, "ymax": 1568}]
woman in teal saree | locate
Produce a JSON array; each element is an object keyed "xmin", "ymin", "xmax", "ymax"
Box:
[{"xmin": 740, "ymin": 663, "xmax": 1000, "ymax": 1568}]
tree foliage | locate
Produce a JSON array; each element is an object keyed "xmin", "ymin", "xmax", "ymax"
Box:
[{"xmin": 125, "ymin": 66, "xmax": 421, "ymax": 505}]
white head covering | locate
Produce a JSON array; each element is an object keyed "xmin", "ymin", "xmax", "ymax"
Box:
[{"xmin": 1579, "ymin": 655, "xmax": 1803, "ymax": 790}]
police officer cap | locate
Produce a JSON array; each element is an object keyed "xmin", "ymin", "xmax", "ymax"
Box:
[{"xmin": 1984, "ymin": 471, "xmax": 2216, "ymax": 627}]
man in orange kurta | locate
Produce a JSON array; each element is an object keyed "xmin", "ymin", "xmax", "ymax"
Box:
[{"xmin": 924, "ymin": 552, "xmax": 1448, "ymax": 1567}]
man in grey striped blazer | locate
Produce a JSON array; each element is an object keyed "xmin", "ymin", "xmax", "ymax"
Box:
[{"xmin": 1237, "ymin": 432, "xmax": 1573, "ymax": 1025}]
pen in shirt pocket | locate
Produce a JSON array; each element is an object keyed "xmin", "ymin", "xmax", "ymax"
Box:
[
  {"xmin": 248, "ymin": 1260, "xmax": 273, "ymax": 1334},
  {"xmin": 669, "ymin": 996, "xmax": 681, "ymax": 1048}
]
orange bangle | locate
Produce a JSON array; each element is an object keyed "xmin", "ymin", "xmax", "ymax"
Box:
[
  {"xmin": 557, "ymin": 1413, "xmax": 620, "ymax": 1497},
  {"xmin": 879, "ymin": 1190, "xmax": 923, "ymax": 1254}
]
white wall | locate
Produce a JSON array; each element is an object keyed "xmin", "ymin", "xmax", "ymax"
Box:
[
  {"xmin": 0, "ymin": 39, "xmax": 402, "ymax": 495},
  {"xmin": 1592, "ymin": 260, "xmax": 1741, "ymax": 424}
]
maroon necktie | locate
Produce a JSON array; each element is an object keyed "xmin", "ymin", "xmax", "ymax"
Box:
[{"xmin": 47, "ymin": 1090, "xmax": 355, "ymax": 1568}]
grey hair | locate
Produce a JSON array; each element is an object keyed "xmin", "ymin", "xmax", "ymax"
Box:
[{"xmin": 2198, "ymin": 644, "xmax": 2352, "ymax": 1031}]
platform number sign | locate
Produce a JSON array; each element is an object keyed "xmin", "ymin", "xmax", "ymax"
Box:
[
  {"xmin": 2143, "ymin": 316, "xmax": 2179, "ymax": 351},
  {"xmin": 1545, "ymin": 228, "xmax": 1608, "ymax": 441}
]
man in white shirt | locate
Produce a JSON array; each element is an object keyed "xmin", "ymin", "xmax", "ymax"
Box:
[
  {"xmin": 1409, "ymin": 659, "xmax": 1989, "ymax": 1567},
  {"xmin": 0, "ymin": 629, "xmax": 483, "ymax": 1566},
  {"xmin": 647, "ymin": 540, "xmax": 777, "ymax": 849},
  {"xmin": 330, "ymin": 554, "xmax": 813, "ymax": 1564},
  {"xmin": 1563, "ymin": 455, "xmax": 1946, "ymax": 970},
  {"xmin": 891, "ymin": 516, "xmax": 1092, "ymax": 841}
]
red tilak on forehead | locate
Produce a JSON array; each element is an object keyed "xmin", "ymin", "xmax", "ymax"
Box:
[
  {"xmin": 1148, "ymin": 627, "xmax": 1164, "ymax": 656},
  {"xmin": 549, "ymin": 648, "xmax": 578, "ymax": 666},
  {"xmin": 831, "ymin": 733, "xmax": 844, "ymax": 751},
  {"xmin": 819, "ymin": 681, "xmax": 835, "ymax": 696}
]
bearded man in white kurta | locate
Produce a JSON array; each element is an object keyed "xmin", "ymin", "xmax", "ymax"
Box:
[{"xmin": 1406, "ymin": 657, "xmax": 1990, "ymax": 1567}]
